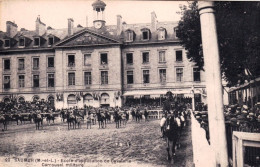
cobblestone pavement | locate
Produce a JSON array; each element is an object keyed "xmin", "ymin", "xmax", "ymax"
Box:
[{"xmin": 0, "ymin": 118, "xmax": 193, "ymax": 167}]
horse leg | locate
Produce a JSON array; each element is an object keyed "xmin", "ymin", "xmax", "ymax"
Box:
[{"xmin": 68, "ymin": 122, "xmax": 70, "ymax": 130}]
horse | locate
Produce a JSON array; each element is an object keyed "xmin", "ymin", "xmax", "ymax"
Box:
[
  {"xmin": 20, "ymin": 113, "xmax": 32, "ymax": 124},
  {"xmin": 121, "ymin": 112, "xmax": 127, "ymax": 127},
  {"xmin": 164, "ymin": 113, "xmax": 179, "ymax": 164},
  {"xmin": 46, "ymin": 113, "xmax": 55, "ymax": 125},
  {"xmin": 135, "ymin": 111, "xmax": 141, "ymax": 123},
  {"xmin": 67, "ymin": 112, "xmax": 77, "ymax": 130},
  {"xmin": 104, "ymin": 111, "xmax": 111, "ymax": 124},
  {"xmin": 131, "ymin": 109, "xmax": 136, "ymax": 121},
  {"xmin": 114, "ymin": 111, "xmax": 120, "ymax": 129},
  {"xmin": 75, "ymin": 115, "xmax": 84, "ymax": 129},
  {"xmin": 10, "ymin": 113, "xmax": 20, "ymax": 125},
  {"xmin": 60, "ymin": 110, "xmax": 67, "ymax": 122},
  {"xmin": 0, "ymin": 114, "xmax": 8, "ymax": 131},
  {"xmin": 34, "ymin": 113, "xmax": 43, "ymax": 130},
  {"xmin": 144, "ymin": 110, "xmax": 149, "ymax": 122},
  {"xmin": 96, "ymin": 112, "xmax": 105, "ymax": 129}
]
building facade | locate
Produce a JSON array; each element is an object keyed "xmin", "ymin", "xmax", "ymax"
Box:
[{"xmin": 0, "ymin": 0, "xmax": 207, "ymax": 108}]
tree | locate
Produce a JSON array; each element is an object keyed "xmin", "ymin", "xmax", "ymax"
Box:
[{"xmin": 177, "ymin": 2, "xmax": 260, "ymax": 87}]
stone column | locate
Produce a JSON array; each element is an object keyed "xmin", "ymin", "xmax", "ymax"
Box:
[{"xmin": 198, "ymin": 2, "xmax": 229, "ymax": 166}]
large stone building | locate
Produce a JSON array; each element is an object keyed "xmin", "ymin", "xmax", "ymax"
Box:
[{"xmin": 0, "ymin": 0, "xmax": 206, "ymax": 108}]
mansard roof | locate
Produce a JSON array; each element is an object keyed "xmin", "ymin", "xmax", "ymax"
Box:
[{"xmin": 0, "ymin": 21, "xmax": 180, "ymax": 52}]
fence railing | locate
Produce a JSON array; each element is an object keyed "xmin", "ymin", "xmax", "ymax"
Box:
[
  {"xmin": 147, "ymin": 110, "xmax": 163, "ymax": 119},
  {"xmin": 232, "ymin": 131, "xmax": 260, "ymax": 167},
  {"xmin": 191, "ymin": 112, "xmax": 215, "ymax": 167}
]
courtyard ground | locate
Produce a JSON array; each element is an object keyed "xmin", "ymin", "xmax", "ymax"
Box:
[{"xmin": 0, "ymin": 118, "xmax": 193, "ymax": 167}]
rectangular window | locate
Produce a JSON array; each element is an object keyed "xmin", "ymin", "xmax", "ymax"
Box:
[
  {"xmin": 48, "ymin": 37, "xmax": 54, "ymax": 45},
  {"xmin": 68, "ymin": 73, "xmax": 75, "ymax": 86},
  {"xmin": 127, "ymin": 71, "xmax": 134, "ymax": 84},
  {"xmin": 142, "ymin": 31, "xmax": 149, "ymax": 40},
  {"xmin": 159, "ymin": 69, "xmax": 166, "ymax": 83},
  {"xmin": 101, "ymin": 71, "xmax": 108, "ymax": 85},
  {"xmin": 4, "ymin": 59, "xmax": 10, "ymax": 70},
  {"xmin": 33, "ymin": 75, "xmax": 39, "ymax": 88},
  {"xmin": 33, "ymin": 58, "xmax": 39, "ymax": 70},
  {"xmin": 48, "ymin": 57, "xmax": 54, "ymax": 68},
  {"xmin": 18, "ymin": 58, "xmax": 25, "ymax": 70},
  {"xmin": 34, "ymin": 38, "xmax": 40, "ymax": 46},
  {"xmin": 3, "ymin": 76, "xmax": 10, "ymax": 89},
  {"xmin": 18, "ymin": 75, "xmax": 25, "ymax": 88},
  {"xmin": 84, "ymin": 72, "xmax": 92, "ymax": 85},
  {"xmin": 4, "ymin": 39, "xmax": 10, "ymax": 47},
  {"xmin": 100, "ymin": 53, "xmax": 108, "ymax": 65},
  {"xmin": 143, "ymin": 70, "xmax": 150, "ymax": 84},
  {"xmin": 176, "ymin": 68, "xmax": 183, "ymax": 82},
  {"xmin": 193, "ymin": 68, "xmax": 201, "ymax": 82},
  {"xmin": 68, "ymin": 55, "xmax": 75, "ymax": 67},
  {"xmin": 48, "ymin": 74, "xmax": 55, "ymax": 87},
  {"xmin": 84, "ymin": 54, "xmax": 91, "ymax": 66},
  {"xmin": 142, "ymin": 52, "xmax": 149, "ymax": 63},
  {"xmin": 126, "ymin": 53, "xmax": 133, "ymax": 64},
  {"xmin": 176, "ymin": 50, "xmax": 183, "ymax": 62},
  {"xmin": 159, "ymin": 51, "xmax": 166, "ymax": 63},
  {"xmin": 19, "ymin": 38, "xmax": 25, "ymax": 46}
]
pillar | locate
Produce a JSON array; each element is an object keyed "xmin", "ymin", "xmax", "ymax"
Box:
[{"xmin": 198, "ymin": 2, "xmax": 229, "ymax": 166}]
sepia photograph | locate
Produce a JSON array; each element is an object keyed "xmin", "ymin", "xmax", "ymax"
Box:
[{"xmin": 0, "ymin": 0, "xmax": 259, "ymax": 167}]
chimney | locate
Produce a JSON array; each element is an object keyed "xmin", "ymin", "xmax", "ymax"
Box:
[
  {"xmin": 86, "ymin": 16, "xmax": 88, "ymax": 27},
  {"xmin": 117, "ymin": 15, "xmax": 122, "ymax": 35},
  {"xmin": 68, "ymin": 18, "xmax": 74, "ymax": 36},
  {"xmin": 122, "ymin": 21, "xmax": 127, "ymax": 30},
  {"xmin": 6, "ymin": 21, "xmax": 18, "ymax": 38},
  {"xmin": 151, "ymin": 11, "xmax": 157, "ymax": 32},
  {"xmin": 36, "ymin": 15, "xmax": 46, "ymax": 36}
]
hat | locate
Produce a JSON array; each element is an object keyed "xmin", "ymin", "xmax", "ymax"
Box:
[
  {"xmin": 242, "ymin": 110, "xmax": 248, "ymax": 114},
  {"xmin": 243, "ymin": 105, "xmax": 248, "ymax": 110}
]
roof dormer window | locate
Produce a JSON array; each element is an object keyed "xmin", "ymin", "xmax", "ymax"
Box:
[
  {"xmin": 19, "ymin": 38, "xmax": 25, "ymax": 47},
  {"xmin": 158, "ymin": 28, "xmax": 166, "ymax": 40},
  {"xmin": 142, "ymin": 31, "xmax": 149, "ymax": 40},
  {"xmin": 48, "ymin": 37, "xmax": 54, "ymax": 46},
  {"xmin": 34, "ymin": 37, "xmax": 40, "ymax": 47},
  {"xmin": 4, "ymin": 39, "xmax": 10, "ymax": 48},
  {"xmin": 126, "ymin": 31, "xmax": 133, "ymax": 42},
  {"xmin": 141, "ymin": 28, "xmax": 151, "ymax": 41},
  {"xmin": 174, "ymin": 27, "xmax": 180, "ymax": 38}
]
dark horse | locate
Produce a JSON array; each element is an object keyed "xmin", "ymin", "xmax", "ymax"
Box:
[
  {"xmin": 46, "ymin": 113, "xmax": 55, "ymax": 125},
  {"xmin": 165, "ymin": 113, "xmax": 179, "ymax": 164},
  {"xmin": 114, "ymin": 111, "xmax": 120, "ymax": 129},
  {"xmin": 60, "ymin": 110, "xmax": 67, "ymax": 122},
  {"xmin": 96, "ymin": 112, "xmax": 105, "ymax": 129},
  {"xmin": 0, "ymin": 114, "xmax": 8, "ymax": 131},
  {"xmin": 33, "ymin": 113, "xmax": 43, "ymax": 130},
  {"xmin": 67, "ymin": 112, "xmax": 76, "ymax": 130}
]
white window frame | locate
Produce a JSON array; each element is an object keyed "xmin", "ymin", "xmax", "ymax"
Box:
[
  {"xmin": 33, "ymin": 37, "xmax": 40, "ymax": 47},
  {"xmin": 176, "ymin": 68, "xmax": 183, "ymax": 82},
  {"xmin": 4, "ymin": 39, "xmax": 10, "ymax": 48},
  {"xmin": 18, "ymin": 75, "xmax": 25, "ymax": 88}
]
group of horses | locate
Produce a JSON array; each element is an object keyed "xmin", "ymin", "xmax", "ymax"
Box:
[
  {"xmin": 60, "ymin": 109, "xmax": 130, "ymax": 130},
  {"xmin": 1, "ymin": 108, "xmax": 152, "ymax": 131},
  {"xmin": 0, "ymin": 112, "xmax": 56, "ymax": 131}
]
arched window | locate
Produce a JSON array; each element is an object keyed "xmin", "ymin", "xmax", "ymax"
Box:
[
  {"xmin": 84, "ymin": 94, "xmax": 93, "ymax": 102},
  {"xmin": 48, "ymin": 96, "xmax": 55, "ymax": 106},
  {"xmin": 67, "ymin": 94, "xmax": 76, "ymax": 104},
  {"xmin": 32, "ymin": 95, "xmax": 40, "ymax": 102},
  {"xmin": 100, "ymin": 93, "xmax": 109, "ymax": 104},
  {"xmin": 18, "ymin": 96, "xmax": 25, "ymax": 103},
  {"xmin": 3, "ymin": 97, "xmax": 10, "ymax": 103}
]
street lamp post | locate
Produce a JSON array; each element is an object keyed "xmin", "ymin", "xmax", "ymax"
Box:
[{"xmin": 198, "ymin": 2, "xmax": 229, "ymax": 166}]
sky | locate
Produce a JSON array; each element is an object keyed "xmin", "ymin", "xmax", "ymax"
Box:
[{"xmin": 0, "ymin": 0, "xmax": 187, "ymax": 31}]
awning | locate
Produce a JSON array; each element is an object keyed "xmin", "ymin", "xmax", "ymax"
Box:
[{"xmin": 123, "ymin": 89, "xmax": 197, "ymax": 96}]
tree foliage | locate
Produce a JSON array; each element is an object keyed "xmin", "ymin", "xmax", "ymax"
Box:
[{"xmin": 177, "ymin": 2, "xmax": 260, "ymax": 87}]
